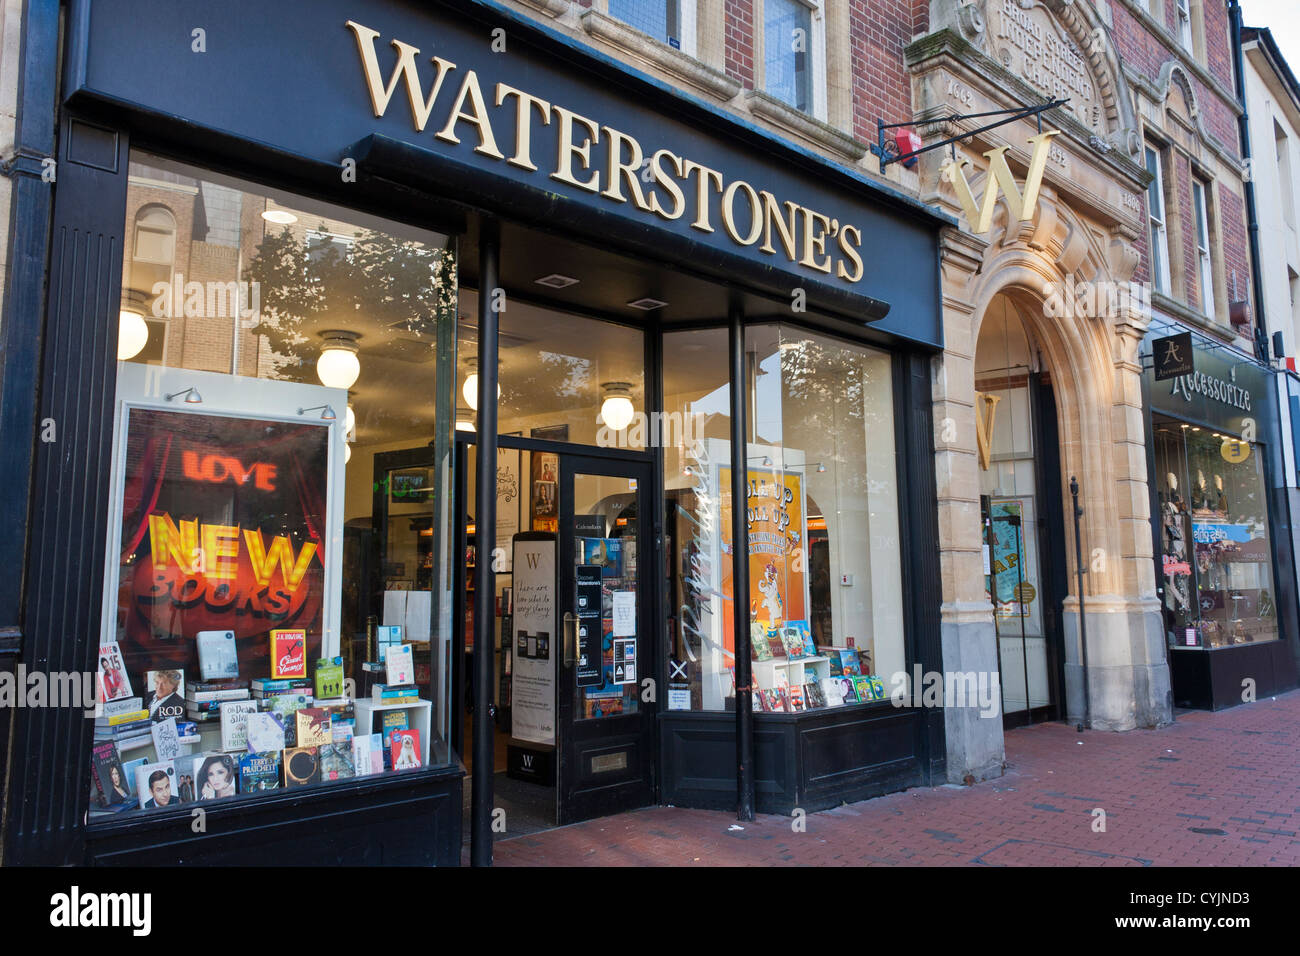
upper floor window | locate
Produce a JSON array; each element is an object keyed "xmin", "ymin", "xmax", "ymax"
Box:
[
  {"xmin": 1145, "ymin": 145, "xmax": 1171, "ymax": 296},
  {"xmin": 609, "ymin": 0, "xmax": 683, "ymax": 50},
  {"xmin": 1175, "ymin": 0, "xmax": 1193, "ymax": 50},
  {"xmin": 1192, "ymin": 179, "xmax": 1215, "ymax": 318},
  {"xmin": 764, "ymin": 0, "xmax": 824, "ymax": 118}
]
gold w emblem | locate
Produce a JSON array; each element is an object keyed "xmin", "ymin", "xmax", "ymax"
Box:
[
  {"xmin": 942, "ymin": 131, "xmax": 1060, "ymax": 234},
  {"xmin": 974, "ymin": 391, "xmax": 1002, "ymax": 471}
]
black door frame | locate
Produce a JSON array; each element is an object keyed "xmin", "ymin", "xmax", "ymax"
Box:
[
  {"xmin": 452, "ymin": 433, "xmax": 657, "ymax": 821},
  {"xmin": 557, "ymin": 452, "xmax": 657, "ymax": 825}
]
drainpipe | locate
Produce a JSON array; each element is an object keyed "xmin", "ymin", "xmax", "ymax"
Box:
[{"xmin": 1227, "ymin": 0, "xmax": 1269, "ymax": 363}]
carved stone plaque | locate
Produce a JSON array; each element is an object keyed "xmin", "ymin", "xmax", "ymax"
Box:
[{"xmin": 986, "ymin": 0, "xmax": 1102, "ymax": 133}]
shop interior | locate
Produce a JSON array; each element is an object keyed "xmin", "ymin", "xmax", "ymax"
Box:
[{"xmin": 1152, "ymin": 417, "xmax": 1279, "ymax": 648}]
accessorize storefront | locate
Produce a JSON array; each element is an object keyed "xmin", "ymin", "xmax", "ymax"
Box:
[
  {"xmin": 1143, "ymin": 323, "xmax": 1299, "ymax": 711},
  {"xmin": 6, "ymin": 0, "xmax": 947, "ymax": 866}
]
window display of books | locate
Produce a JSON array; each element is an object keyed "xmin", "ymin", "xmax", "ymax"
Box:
[
  {"xmin": 736, "ymin": 622, "xmax": 885, "ymax": 713},
  {"xmin": 87, "ymin": 643, "xmax": 432, "ymax": 818}
]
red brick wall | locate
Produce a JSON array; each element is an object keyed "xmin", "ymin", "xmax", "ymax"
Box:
[
  {"xmin": 1219, "ymin": 187, "xmax": 1249, "ymax": 305},
  {"xmin": 848, "ymin": 0, "xmax": 913, "ymax": 143},
  {"xmin": 723, "ymin": 0, "xmax": 754, "ymax": 89}
]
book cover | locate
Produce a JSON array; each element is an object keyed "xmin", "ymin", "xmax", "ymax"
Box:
[
  {"xmin": 319, "ymin": 743, "xmax": 356, "ymax": 781},
  {"xmin": 196, "ymin": 630, "xmax": 239, "ymax": 681},
  {"xmin": 837, "ymin": 676, "xmax": 858, "ymax": 704},
  {"xmin": 750, "ymin": 622, "xmax": 772, "ymax": 661},
  {"xmin": 144, "ymin": 669, "xmax": 186, "ymax": 722},
  {"xmin": 390, "ymin": 729, "xmax": 422, "ymax": 770},
  {"xmin": 122, "ymin": 757, "xmax": 148, "ymax": 796},
  {"xmin": 862, "ymin": 675, "xmax": 886, "ymax": 701},
  {"xmin": 385, "ymin": 644, "xmax": 414, "ymax": 685},
  {"xmin": 820, "ymin": 677, "xmax": 845, "ymax": 707},
  {"xmin": 857, "ymin": 646, "xmax": 874, "ymax": 677},
  {"xmin": 96, "ymin": 641, "xmax": 132, "ymax": 703},
  {"xmin": 269, "ymin": 628, "xmax": 307, "ymax": 680},
  {"xmin": 185, "ymin": 688, "xmax": 252, "ymax": 704},
  {"xmin": 150, "ymin": 716, "xmax": 183, "ymax": 761},
  {"xmin": 789, "ymin": 621, "xmax": 817, "ymax": 658},
  {"xmin": 295, "ymin": 707, "xmax": 333, "ymax": 747},
  {"xmin": 244, "ymin": 712, "xmax": 286, "ymax": 753},
  {"xmin": 218, "ymin": 699, "xmax": 260, "ymax": 751},
  {"xmin": 250, "ymin": 676, "xmax": 313, "ymax": 694},
  {"xmin": 135, "ymin": 760, "xmax": 179, "ymax": 809},
  {"xmin": 804, "ymin": 681, "xmax": 825, "ymax": 708},
  {"xmin": 90, "ymin": 741, "xmax": 131, "ymax": 807},
  {"xmin": 823, "ymin": 647, "xmax": 843, "ymax": 677},
  {"xmin": 351, "ymin": 733, "xmax": 385, "ymax": 777},
  {"xmin": 238, "ymin": 751, "xmax": 282, "ymax": 793},
  {"xmin": 193, "ymin": 753, "xmax": 239, "ymax": 800},
  {"xmin": 787, "ymin": 683, "xmax": 805, "ymax": 711},
  {"xmin": 766, "ymin": 631, "xmax": 787, "ymax": 659},
  {"xmin": 838, "ymin": 648, "xmax": 862, "ymax": 676},
  {"xmin": 780, "ymin": 626, "xmax": 806, "ymax": 659},
  {"xmin": 752, "ymin": 686, "xmax": 766, "ymax": 712},
  {"xmin": 282, "ymin": 746, "xmax": 320, "ymax": 787},
  {"xmin": 314, "ymin": 656, "xmax": 344, "ymax": 699},
  {"xmin": 331, "ymin": 717, "xmax": 356, "ymax": 744},
  {"xmin": 102, "ymin": 696, "xmax": 144, "ymax": 719},
  {"xmin": 851, "ymin": 675, "xmax": 873, "ymax": 702},
  {"xmin": 380, "ymin": 710, "xmax": 409, "ymax": 745},
  {"xmin": 772, "ymin": 686, "xmax": 790, "ymax": 713}
]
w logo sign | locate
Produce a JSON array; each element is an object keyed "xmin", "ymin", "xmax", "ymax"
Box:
[{"xmin": 942, "ymin": 130, "xmax": 1060, "ymax": 234}]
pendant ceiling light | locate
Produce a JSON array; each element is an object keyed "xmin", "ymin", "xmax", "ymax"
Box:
[
  {"xmin": 461, "ymin": 359, "xmax": 501, "ymax": 411},
  {"xmin": 117, "ymin": 308, "xmax": 149, "ymax": 361},
  {"xmin": 345, "ymin": 403, "xmax": 356, "ymax": 437},
  {"xmin": 317, "ymin": 330, "xmax": 361, "ymax": 389},
  {"xmin": 600, "ymin": 382, "xmax": 635, "ymax": 431}
]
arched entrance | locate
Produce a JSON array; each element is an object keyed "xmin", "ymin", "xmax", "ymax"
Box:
[{"xmin": 974, "ymin": 292, "xmax": 1069, "ymax": 727}]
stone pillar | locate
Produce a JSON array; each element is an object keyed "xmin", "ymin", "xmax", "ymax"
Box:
[
  {"xmin": 934, "ymin": 227, "xmax": 1006, "ymax": 782},
  {"xmin": 1060, "ymin": 297, "xmax": 1172, "ymax": 730}
]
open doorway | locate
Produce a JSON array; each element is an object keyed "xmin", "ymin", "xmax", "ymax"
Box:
[{"xmin": 975, "ymin": 293, "xmax": 1069, "ymax": 727}]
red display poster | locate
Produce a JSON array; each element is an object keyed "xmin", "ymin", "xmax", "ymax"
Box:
[{"xmin": 114, "ymin": 407, "xmax": 328, "ymax": 676}]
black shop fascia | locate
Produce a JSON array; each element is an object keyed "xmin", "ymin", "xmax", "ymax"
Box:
[{"xmin": 7, "ymin": 0, "xmax": 949, "ymax": 866}]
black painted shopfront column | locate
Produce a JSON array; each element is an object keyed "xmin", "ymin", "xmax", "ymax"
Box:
[
  {"xmin": 471, "ymin": 219, "xmax": 501, "ymax": 866},
  {"xmin": 729, "ymin": 300, "xmax": 754, "ymax": 821}
]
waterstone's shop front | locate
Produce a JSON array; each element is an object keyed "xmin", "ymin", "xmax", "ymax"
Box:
[{"xmin": 6, "ymin": 0, "xmax": 947, "ymax": 866}]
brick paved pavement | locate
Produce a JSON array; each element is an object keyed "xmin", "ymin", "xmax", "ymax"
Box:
[{"xmin": 493, "ymin": 689, "xmax": 1300, "ymax": 866}]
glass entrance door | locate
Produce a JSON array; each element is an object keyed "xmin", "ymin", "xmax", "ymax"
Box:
[{"xmin": 557, "ymin": 454, "xmax": 655, "ymax": 824}]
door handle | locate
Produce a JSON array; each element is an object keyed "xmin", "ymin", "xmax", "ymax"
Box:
[{"xmin": 563, "ymin": 611, "xmax": 576, "ymax": 668}]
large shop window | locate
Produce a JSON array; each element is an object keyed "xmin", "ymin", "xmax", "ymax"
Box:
[
  {"xmin": 90, "ymin": 152, "xmax": 457, "ymax": 819},
  {"xmin": 663, "ymin": 325, "xmax": 904, "ymax": 712},
  {"xmin": 1153, "ymin": 418, "xmax": 1279, "ymax": 648}
]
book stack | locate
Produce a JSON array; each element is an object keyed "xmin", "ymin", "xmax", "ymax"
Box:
[
  {"xmin": 250, "ymin": 676, "xmax": 313, "ymax": 701},
  {"xmin": 185, "ymin": 679, "xmax": 251, "ymax": 722},
  {"xmin": 94, "ymin": 701, "xmax": 152, "ymax": 753},
  {"xmin": 371, "ymin": 683, "xmax": 420, "ymax": 704}
]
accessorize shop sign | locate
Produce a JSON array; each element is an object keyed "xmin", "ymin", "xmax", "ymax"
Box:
[
  {"xmin": 116, "ymin": 408, "xmax": 327, "ymax": 671},
  {"xmin": 70, "ymin": 0, "xmax": 943, "ymax": 349},
  {"xmin": 1170, "ymin": 371, "xmax": 1251, "ymax": 412}
]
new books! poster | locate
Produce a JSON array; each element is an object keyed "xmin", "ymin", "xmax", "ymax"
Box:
[{"xmin": 112, "ymin": 407, "xmax": 329, "ymax": 677}]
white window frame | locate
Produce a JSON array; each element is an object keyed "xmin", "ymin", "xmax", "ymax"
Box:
[
  {"xmin": 605, "ymin": 0, "xmax": 697, "ymax": 58},
  {"xmin": 759, "ymin": 0, "xmax": 827, "ymax": 122},
  {"xmin": 1146, "ymin": 146, "xmax": 1171, "ymax": 295},
  {"xmin": 1193, "ymin": 179, "xmax": 1215, "ymax": 319},
  {"xmin": 1175, "ymin": 0, "xmax": 1193, "ymax": 50}
]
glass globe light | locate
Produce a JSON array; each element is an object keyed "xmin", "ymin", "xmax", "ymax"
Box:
[
  {"xmin": 317, "ymin": 331, "xmax": 360, "ymax": 389},
  {"xmin": 600, "ymin": 383, "xmax": 635, "ymax": 431},
  {"xmin": 118, "ymin": 309, "xmax": 149, "ymax": 360}
]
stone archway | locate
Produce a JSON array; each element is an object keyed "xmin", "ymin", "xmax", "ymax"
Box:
[{"xmin": 933, "ymin": 192, "xmax": 1171, "ymax": 782}]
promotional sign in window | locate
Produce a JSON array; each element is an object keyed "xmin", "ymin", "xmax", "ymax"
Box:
[
  {"xmin": 114, "ymin": 407, "xmax": 328, "ymax": 673},
  {"xmin": 575, "ymin": 565, "xmax": 603, "ymax": 688},
  {"xmin": 718, "ymin": 467, "xmax": 807, "ymax": 660},
  {"xmin": 512, "ymin": 534, "xmax": 557, "ymax": 745}
]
